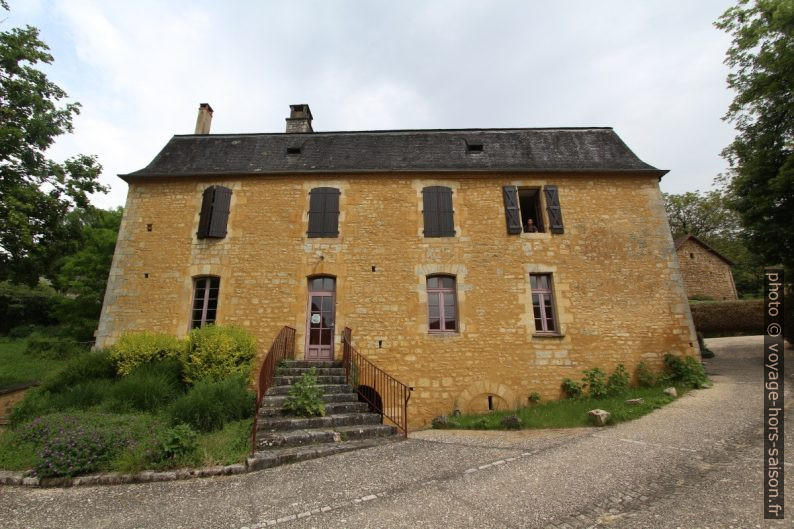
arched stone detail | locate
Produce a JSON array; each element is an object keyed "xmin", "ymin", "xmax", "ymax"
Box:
[{"xmin": 455, "ymin": 380, "xmax": 519, "ymax": 413}]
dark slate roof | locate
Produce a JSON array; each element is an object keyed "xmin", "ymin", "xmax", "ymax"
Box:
[
  {"xmin": 674, "ymin": 234, "xmax": 734, "ymax": 265},
  {"xmin": 121, "ymin": 128, "xmax": 666, "ymax": 180}
]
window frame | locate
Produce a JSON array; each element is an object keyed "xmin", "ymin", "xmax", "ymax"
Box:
[
  {"xmin": 517, "ymin": 187, "xmax": 545, "ymax": 233},
  {"xmin": 307, "ymin": 187, "xmax": 341, "ymax": 238},
  {"xmin": 530, "ymin": 273, "xmax": 558, "ymax": 334},
  {"xmin": 422, "ymin": 186, "xmax": 456, "ymax": 238},
  {"xmin": 191, "ymin": 276, "xmax": 220, "ymax": 329},
  {"xmin": 426, "ymin": 275, "xmax": 458, "ymax": 333}
]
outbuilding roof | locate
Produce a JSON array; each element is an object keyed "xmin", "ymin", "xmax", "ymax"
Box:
[
  {"xmin": 674, "ymin": 234, "xmax": 735, "ymax": 266},
  {"xmin": 122, "ymin": 127, "xmax": 666, "ymax": 181}
]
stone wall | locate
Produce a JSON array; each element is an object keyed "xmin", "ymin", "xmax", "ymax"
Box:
[
  {"xmin": 676, "ymin": 239, "xmax": 737, "ymax": 300},
  {"xmin": 96, "ymin": 172, "xmax": 698, "ymax": 428}
]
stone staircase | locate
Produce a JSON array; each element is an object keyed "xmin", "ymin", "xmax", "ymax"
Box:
[{"xmin": 247, "ymin": 360, "xmax": 400, "ymax": 471}]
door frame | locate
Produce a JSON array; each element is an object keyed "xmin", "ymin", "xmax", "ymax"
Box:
[{"xmin": 305, "ymin": 276, "xmax": 336, "ymax": 361}]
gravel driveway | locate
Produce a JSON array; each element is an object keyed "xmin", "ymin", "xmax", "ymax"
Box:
[{"xmin": 1, "ymin": 336, "xmax": 790, "ymax": 528}]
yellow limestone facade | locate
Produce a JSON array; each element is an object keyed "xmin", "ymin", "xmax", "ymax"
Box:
[
  {"xmin": 97, "ymin": 171, "xmax": 698, "ymax": 428},
  {"xmin": 676, "ymin": 237, "xmax": 738, "ymax": 300}
]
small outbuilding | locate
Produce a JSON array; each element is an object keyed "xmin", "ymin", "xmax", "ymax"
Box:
[{"xmin": 675, "ymin": 234, "xmax": 738, "ymax": 300}]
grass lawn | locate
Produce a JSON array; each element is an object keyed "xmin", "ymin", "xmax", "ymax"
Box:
[
  {"xmin": 0, "ymin": 337, "xmax": 73, "ymax": 389},
  {"xmin": 436, "ymin": 385, "xmax": 691, "ymax": 430}
]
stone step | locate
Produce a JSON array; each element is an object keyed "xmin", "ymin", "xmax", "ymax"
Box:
[
  {"xmin": 285, "ymin": 361, "xmax": 341, "ymax": 369},
  {"xmin": 272, "ymin": 375, "xmax": 347, "ymax": 386},
  {"xmin": 267, "ymin": 384, "xmax": 353, "ymax": 396},
  {"xmin": 258, "ymin": 401, "xmax": 370, "ymax": 418},
  {"xmin": 260, "ymin": 392, "xmax": 359, "ymax": 408},
  {"xmin": 276, "ymin": 367, "xmax": 346, "ymax": 377},
  {"xmin": 247, "ymin": 437, "xmax": 402, "ymax": 472},
  {"xmin": 255, "ymin": 423, "xmax": 396, "ymax": 450},
  {"xmin": 257, "ymin": 412, "xmax": 381, "ymax": 432}
]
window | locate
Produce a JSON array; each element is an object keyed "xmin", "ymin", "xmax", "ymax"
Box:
[
  {"xmin": 307, "ymin": 187, "xmax": 340, "ymax": 238},
  {"xmin": 427, "ymin": 275, "xmax": 458, "ymax": 332},
  {"xmin": 197, "ymin": 186, "xmax": 232, "ymax": 239},
  {"xmin": 530, "ymin": 273, "xmax": 557, "ymax": 333},
  {"xmin": 502, "ymin": 185, "xmax": 564, "ymax": 235},
  {"xmin": 422, "ymin": 186, "xmax": 455, "ymax": 237},
  {"xmin": 191, "ymin": 276, "xmax": 220, "ymax": 329}
]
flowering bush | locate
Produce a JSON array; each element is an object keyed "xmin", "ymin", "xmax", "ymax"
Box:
[{"xmin": 34, "ymin": 425, "xmax": 120, "ymax": 477}]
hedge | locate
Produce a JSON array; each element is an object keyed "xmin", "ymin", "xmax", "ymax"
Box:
[
  {"xmin": 689, "ymin": 299, "xmax": 764, "ymax": 336},
  {"xmin": 784, "ymin": 288, "xmax": 793, "ymax": 345}
]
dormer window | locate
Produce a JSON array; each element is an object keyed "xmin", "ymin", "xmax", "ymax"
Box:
[{"xmin": 466, "ymin": 142, "xmax": 483, "ymax": 153}]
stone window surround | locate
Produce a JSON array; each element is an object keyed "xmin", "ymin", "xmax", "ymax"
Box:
[{"xmin": 416, "ymin": 263, "xmax": 468, "ymax": 336}]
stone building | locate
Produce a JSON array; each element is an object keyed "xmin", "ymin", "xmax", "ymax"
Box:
[
  {"xmin": 675, "ymin": 234, "xmax": 738, "ymax": 300},
  {"xmin": 96, "ymin": 104, "xmax": 699, "ymax": 428}
]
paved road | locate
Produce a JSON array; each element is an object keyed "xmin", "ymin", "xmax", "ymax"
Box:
[{"xmin": 1, "ymin": 336, "xmax": 790, "ymax": 528}]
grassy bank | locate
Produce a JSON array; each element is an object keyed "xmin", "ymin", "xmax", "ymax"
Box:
[{"xmin": 0, "ymin": 337, "xmax": 73, "ymax": 389}]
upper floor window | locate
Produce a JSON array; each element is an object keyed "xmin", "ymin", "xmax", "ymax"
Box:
[
  {"xmin": 197, "ymin": 186, "xmax": 232, "ymax": 239},
  {"xmin": 307, "ymin": 187, "xmax": 340, "ymax": 238},
  {"xmin": 427, "ymin": 275, "xmax": 458, "ymax": 332},
  {"xmin": 530, "ymin": 273, "xmax": 557, "ymax": 333},
  {"xmin": 191, "ymin": 276, "xmax": 220, "ymax": 329},
  {"xmin": 503, "ymin": 185, "xmax": 564, "ymax": 235},
  {"xmin": 422, "ymin": 186, "xmax": 455, "ymax": 237}
]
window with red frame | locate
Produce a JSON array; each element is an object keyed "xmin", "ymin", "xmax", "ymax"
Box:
[
  {"xmin": 191, "ymin": 276, "xmax": 220, "ymax": 329},
  {"xmin": 530, "ymin": 273, "xmax": 557, "ymax": 333},
  {"xmin": 427, "ymin": 275, "xmax": 458, "ymax": 332}
]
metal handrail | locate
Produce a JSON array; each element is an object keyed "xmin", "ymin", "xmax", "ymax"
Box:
[
  {"xmin": 251, "ymin": 326, "xmax": 296, "ymax": 452},
  {"xmin": 342, "ymin": 327, "xmax": 412, "ymax": 436}
]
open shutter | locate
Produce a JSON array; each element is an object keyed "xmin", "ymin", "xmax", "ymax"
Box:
[
  {"xmin": 502, "ymin": 186, "xmax": 522, "ymax": 234},
  {"xmin": 308, "ymin": 187, "xmax": 340, "ymax": 237},
  {"xmin": 196, "ymin": 187, "xmax": 215, "ymax": 238},
  {"xmin": 438, "ymin": 187, "xmax": 455, "ymax": 237},
  {"xmin": 544, "ymin": 185, "xmax": 564, "ymax": 234},
  {"xmin": 207, "ymin": 186, "xmax": 232, "ymax": 238},
  {"xmin": 423, "ymin": 186, "xmax": 454, "ymax": 237},
  {"xmin": 422, "ymin": 187, "xmax": 439, "ymax": 237}
]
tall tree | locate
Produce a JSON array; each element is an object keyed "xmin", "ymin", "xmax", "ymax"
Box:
[
  {"xmin": 716, "ymin": 0, "xmax": 794, "ymax": 271},
  {"xmin": 0, "ymin": 5, "xmax": 107, "ymax": 284}
]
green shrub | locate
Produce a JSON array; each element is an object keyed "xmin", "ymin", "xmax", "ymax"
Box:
[
  {"xmin": 107, "ymin": 366, "xmax": 181, "ymax": 413},
  {"xmin": 60, "ymin": 379, "xmax": 114, "ymax": 410},
  {"xmin": 689, "ymin": 299, "xmax": 764, "ymax": 335},
  {"xmin": 25, "ymin": 337, "xmax": 90, "ymax": 361},
  {"xmin": 0, "ymin": 281, "xmax": 59, "ymax": 333},
  {"xmin": 110, "ymin": 331, "xmax": 185, "ymax": 376},
  {"xmin": 282, "ymin": 368, "xmax": 326, "ymax": 417},
  {"xmin": 784, "ymin": 286, "xmax": 793, "ymax": 345},
  {"xmin": 635, "ymin": 361, "xmax": 658, "ymax": 388},
  {"xmin": 561, "ymin": 378, "xmax": 583, "ymax": 399},
  {"xmin": 7, "ymin": 324, "xmax": 46, "ymax": 339},
  {"xmin": 606, "ymin": 364, "xmax": 630, "ymax": 396},
  {"xmin": 528, "ymin": 392, "xmax": 541, "ymax": 404},
  {"xmin": 663, "ymin": 354, "xmax": 709, "ymax": 389},
  {"xmin": 155, "ymin": 424, "xmax": 198, "ymax": 462},
  {"xmin": 182, "ymin": 325, "xmax": 257, "ymax": 384},
  {"xmin": 41, "ymin": 349, "xmax": 116, "ymax": 394},
  {"xmin": 168, "ymin": 375, "xmax": 255, "ymax": 432},
  {"xmin": 582, "ymin": 368, "xmax": 607, "ymax": 399},
  {"xmin": 8, "ymin": 389, "xmax": 57, "ymax": 427}
]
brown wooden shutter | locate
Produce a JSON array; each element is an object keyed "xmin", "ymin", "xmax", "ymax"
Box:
[
  {"xmin": 423, "ymin": 186, "xmax": 454, "ymax": 237},
  {"xmin": 544, "ymin": 185, "xmax": 564, "ymax": 234},
  {"xmin": 308, "ymin": 187, "xmax": 340, "ymax": 237},
  {"xmin": 196, "ymin": 186, "xmax": 215, "ymax": 238},
  {"xmin": 207, "ymin": 186, "xmax": 232, "ymax": 238},
  {"xmin": 502, "ymin": 186, "xmax": 522, "ymax": 234}
]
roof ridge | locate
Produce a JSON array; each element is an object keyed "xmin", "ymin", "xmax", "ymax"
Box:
[{"xmin": 170, "ymin": 127, "xmax": 616, "ymax": 138}]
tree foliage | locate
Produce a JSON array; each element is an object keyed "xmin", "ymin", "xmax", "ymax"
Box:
[
  {"xmin": 716, "ymin": 0, "xmax": 794, "ymax": 271},
  {"xmin": 0, "ymin": 6, "xmax": 107, "ymax": 284}
]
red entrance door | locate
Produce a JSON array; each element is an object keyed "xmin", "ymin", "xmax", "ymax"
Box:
[{"xmin": 306, "ymin": 277, "xmax": 335, "ymax": 361}]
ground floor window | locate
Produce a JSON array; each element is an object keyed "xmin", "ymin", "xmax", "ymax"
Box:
[
  {"xmin": 530, "ymin": 273, "xmax": 556, "ymax": 333},
  {"xmin": 191, "ymin": 276, "xmax": 220, "ymax": 329},
  {"xmin": 427, "ymin": 275, "xmax": 458, "ymax": 332}
]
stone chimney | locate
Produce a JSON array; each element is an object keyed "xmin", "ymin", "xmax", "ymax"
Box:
[
  {"xmin": 194, "ymin": 103, "xmax": 213, "ymax": 134},
  {"xmin": 286, "ymin": 104, "xmax": 313, "ymax": 133}
]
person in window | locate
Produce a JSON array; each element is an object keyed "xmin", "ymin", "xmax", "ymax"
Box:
[{"xmin": 525, "ymin": 218, "xmax": 539, "ymax": 233}]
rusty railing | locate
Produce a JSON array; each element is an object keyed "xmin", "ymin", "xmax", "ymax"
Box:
[
  {"xmin": 341, "ymin": 327, "xmax": 412, "ymax": 436},
  {"xmin": 251, "ymin": 326, "xmax": 296, "ymax": 452}
]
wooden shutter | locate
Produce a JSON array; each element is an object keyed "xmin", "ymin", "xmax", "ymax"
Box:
[
  {"xmin": 207, "ymin": 186, "xmax": 232, "ymax": 238},
  {"xmin": 422, "ymin": 186, "xmax": 454, "ymax": 237},
  {"xmin": 308, "ymin": 187, "xmax": 340, "ymax": 237},
  {"xmin": 502, "ymin": 186, "xmax": 522, "ymax": 234},
  {"xmin": 544, "ymin": 185, "xmax": 564, "ymax": 234},
  {"xmin": 196, "ymin": 186, "xmax": 215, "ymax": 238}
]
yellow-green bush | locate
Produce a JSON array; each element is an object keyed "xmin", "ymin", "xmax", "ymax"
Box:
[
  {"xmin": 110, "ymin": 332, "xmax": 185, "ymax": 376},
  {"xmin": 182, "ymin": 325, "xmax": 257, "ymax": 384}
]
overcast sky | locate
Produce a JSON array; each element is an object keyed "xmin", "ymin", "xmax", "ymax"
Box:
[{"xmin": 9, "ymin": 0, "xmax": 737, "ymax": 209}]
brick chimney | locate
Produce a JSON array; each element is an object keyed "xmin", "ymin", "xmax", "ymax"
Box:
[
  {"xmin": 286, "ymin": 104, "xmax": 313, "ymax": 133},
  {"xmin": 194, "ymin": 103, "xmax": 213, "ymax": 134}
]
